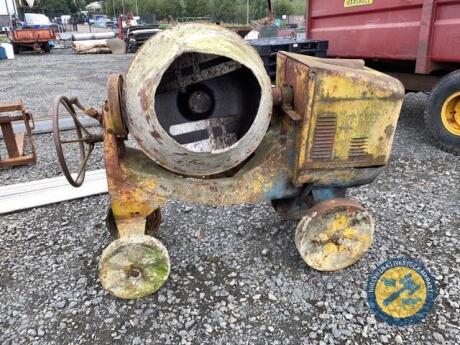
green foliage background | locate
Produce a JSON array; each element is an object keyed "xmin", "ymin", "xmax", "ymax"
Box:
[{"xmin": 41, "ymin": 0, "xmax": 305, "ymax": 23}]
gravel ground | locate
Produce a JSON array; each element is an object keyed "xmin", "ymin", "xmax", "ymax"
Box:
[
  {"xmin": 0, "ymin": 53, "xmax": 459, "ymax": 345},
  {"xmin": 0, "ymin": 50, "xmax": 132, "ymax": 121}
]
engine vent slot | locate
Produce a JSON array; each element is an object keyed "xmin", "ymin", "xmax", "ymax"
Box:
[
  {"xmin": 311, "ymin": 114, "xmax": 337, "ymax": 161},
  {"xmin": 349, "ymin": 137, "xmax": 369, "ymax": 160}
]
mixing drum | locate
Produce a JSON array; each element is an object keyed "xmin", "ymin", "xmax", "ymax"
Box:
[{"xmin": 124, "ymin": 24, "xmax": 273, "ymax": 176}]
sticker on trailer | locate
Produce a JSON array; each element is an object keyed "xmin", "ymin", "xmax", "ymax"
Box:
[{"xmin": 344, "ymin": 0, "xmax": 373, "ymax": 7}]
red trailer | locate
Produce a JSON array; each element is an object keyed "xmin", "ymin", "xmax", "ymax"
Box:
[
  {"xmin": 307, "ymin": 0, "xmax": 460, "ymax": 154},
  {"xmin": 10, "ymin": 28, "xmax": 55, "ymax": 54}
]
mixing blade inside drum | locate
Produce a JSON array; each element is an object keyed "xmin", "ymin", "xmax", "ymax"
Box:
[{"xmin": 155, "ymin": 53, "xmax": 262, "ymax": 153}]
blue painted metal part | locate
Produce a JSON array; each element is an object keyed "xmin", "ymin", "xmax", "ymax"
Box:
[
  {"xmin": 0, "ymin": 47, "xmax": 6, "ymax": 60},
  {"xmin": 311, "ymin": 187, "xmax": 346, "ymax": 202}
]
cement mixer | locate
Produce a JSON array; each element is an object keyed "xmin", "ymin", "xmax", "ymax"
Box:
[{"xmin": 52, "ymin": 24, "xmax": 405, "ymax": 299}]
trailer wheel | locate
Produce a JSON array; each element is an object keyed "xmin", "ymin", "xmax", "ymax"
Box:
[
  {"xmin": 43, "ymin": 42, "xmax": 51, "ymax": 53},
  {"xmin": 425, "ymin": 70, "xmax": 460, "ymax": 155},
  {"xmin": 12, "ymin": 43, "xmax": 19, "ymax": 54}
]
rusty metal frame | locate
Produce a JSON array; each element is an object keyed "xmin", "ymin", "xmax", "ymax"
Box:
[
  {"xmin": 0, "ymin": 102, "xmax": 37, "ymax": 168},
  {"xmin": 101, "ymin": 74, "xmax": 388, "ymax": 239}
]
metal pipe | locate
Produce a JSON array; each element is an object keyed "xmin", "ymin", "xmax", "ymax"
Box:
[
  {"xmin": 72, "ymin": 32, "xmax": 116, "ymax": 41},
  {"xmin": 4, "ymin": 0, "xmax": 11, "ymax": 27},
  {"xmin": 246, "ymin": 0, "xmax": 249, "ymax": 24}
]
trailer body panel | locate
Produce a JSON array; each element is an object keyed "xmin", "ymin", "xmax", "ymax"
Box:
[{"xmin": 307, "ymin": 0, "xmax": 460, "ymax": 74}]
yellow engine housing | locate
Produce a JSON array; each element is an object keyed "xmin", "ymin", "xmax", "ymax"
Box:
[{"xmin": 276, "ymin": 52, "xmax": 405, "ymax": 185}]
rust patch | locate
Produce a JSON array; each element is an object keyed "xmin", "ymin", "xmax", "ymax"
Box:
[
  {"xmin": 385, "ymin": 124, "xmax": 395, "ymax": 140},
  {"xmin": 138, "ymin": 77, "xmax": 155, "ymax": 112},
  {"xmin": 150, "ymin": 129, "xmax": 163, "ymax": 143}
]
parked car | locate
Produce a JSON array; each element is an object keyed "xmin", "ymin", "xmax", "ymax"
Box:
[
  {"xmin": 125, "ymin": 25, "xmax": 161, "ymax": 53},
  {"xmin": 105, "ymin": 20, "xmax": 116, "ymax": 29},
  {"xmin": 23, "ymin": 13, "xmax": 52, "ymax": 28}
]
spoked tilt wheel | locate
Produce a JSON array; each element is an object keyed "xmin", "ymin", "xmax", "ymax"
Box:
[
  {"xmin": 99, "ymin": 235, "xmax": 170, "ymax": 299},
  {"xmin": 52, "ymin": 96, "xmax": 103, "ymax": 187},
  {"xmin": 295, "ymin": 198, "xmax": 374, "ymax": 272}
]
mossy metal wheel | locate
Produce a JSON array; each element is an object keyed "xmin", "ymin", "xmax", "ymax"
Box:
[
  {"xmin": 295, "ymin": 198, "xmax": 374, "ymax": 272},
  {"xmin": 99, "ymin": 235, "xmax": 170, "ymax": 299}
]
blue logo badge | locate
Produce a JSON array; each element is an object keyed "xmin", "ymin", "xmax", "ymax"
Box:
[{"xmin": 367, "ymin": 258, "xmax": 436, "ymax": 326}]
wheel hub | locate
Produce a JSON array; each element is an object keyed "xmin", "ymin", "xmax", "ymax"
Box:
[
  {"xmin": 441, "ymin": 92, "xmax": 460, "ymax": 136},
  {"xmin": 188, "ymin": 90, "xmax": 213, "ymax": 115},
  {"xmin": 129, "ymin": 267, "xmax": 143, "ymax": 279}
]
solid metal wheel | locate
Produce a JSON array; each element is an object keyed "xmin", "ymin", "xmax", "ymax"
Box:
[
  {"xmin": 295, "ymin": 198, "xmax": 374, "ymax": 272},
  {"xmin": 99, "ymin": 235, "xmax": 170, "ymax": 299}
]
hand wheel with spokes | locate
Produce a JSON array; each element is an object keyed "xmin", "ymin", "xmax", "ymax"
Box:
[{"xmin": 52, "ymin": 96, "xmax": 103, "ymax": 187}]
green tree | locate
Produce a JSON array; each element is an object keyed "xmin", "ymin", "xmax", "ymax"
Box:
[
  {"xmin": 274, "ymin": 0, "xmax": 294, "ymax": 16},
  {"xmin": 157, "ymin": 0, "xmax": 183, "ymax": 19},
  {"xmin": 249, "ymin": 0, "xmax": 268, "ymax": 21},
  {"xmin": 213, "ymin": 0, "xmax": 241, "ymax": 23},
  {"xmin": 292, "ymin": 0, "xmax": 305, "ymax": 15},
  {"xmin": 183, "ymin": 0, "xmax": 211, "ymax": 17},
  {"xmin": 42, "ymin": 0, "xmax": 70, "ymax": 14},
  {"xmin": 42, "ymin": 0, "xmax": 87, "ymax": 15}
]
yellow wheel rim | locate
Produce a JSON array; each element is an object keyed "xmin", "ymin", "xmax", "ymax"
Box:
[{"xmin": 441, "ymin": 91, "xmax": 460, "ymax": 136}]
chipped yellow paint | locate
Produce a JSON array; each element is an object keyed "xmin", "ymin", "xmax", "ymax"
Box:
[
  {"xmin": 276, "ymin": 53, "xmax": 404, "ymax": 185},
  {"xmin": 324, "ymin": 242, "xmax": 338, "ymax": 254},
  {"xmin": 306, "ymin": 70, "xmax": 403, "ymax": 164},
  {"xmin": 342, "ymin": 227, "xmax": 358, "ymax": 239},
  {"xmin": 108, "ymin": 130, "xmax": 290, "ymax": 208}
]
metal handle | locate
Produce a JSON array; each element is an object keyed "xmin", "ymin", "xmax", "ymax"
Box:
[{"xmin": 52, "ymin": 96, "xmax": 103, "ymax": 187}]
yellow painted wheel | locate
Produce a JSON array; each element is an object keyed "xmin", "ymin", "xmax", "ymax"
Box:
[
  {"xmin": 425, "ymin": 70, "xmax": 460, "ymax": 155},
  {"xmin": 295, "ymin": 198, "xmax": 374, "ymax": 272},
  {"xmin": 99, "ymin": 235, "xmax": 170, "ymax": 299},
  {"xmin": 441, "ymin": 91, "xmax": 460, "ymax": 136}
]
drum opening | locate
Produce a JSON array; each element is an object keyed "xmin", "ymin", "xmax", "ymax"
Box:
[{"xmin": 154, "ymin": 52, "xmax": 262, "ymax": 153}]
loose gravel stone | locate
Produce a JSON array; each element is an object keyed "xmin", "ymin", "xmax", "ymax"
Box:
[{"xmin": 0, "ymin": 55, "xmax": 458, "ymax": 345}]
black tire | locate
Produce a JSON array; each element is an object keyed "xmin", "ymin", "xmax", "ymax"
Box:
[
  {"xmin": 12, "ymin": 43, "xmax": 19, "ymax": 54},
  {"xmin": 425, "ymin": 70, "xmax": 460, "ymax": 155},
  {"xmin": 43, "ymin": 42, "xmax": 51, "ymax": 53}
]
